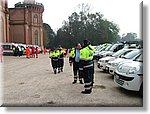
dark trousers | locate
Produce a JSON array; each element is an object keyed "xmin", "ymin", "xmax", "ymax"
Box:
[
  {"xmin": 73, "ymin": 61, "xmax": 83, "ymax": 81},
  {"xmin": 51, "ymin": 59, "xmax": 58, "ymax": 69},
  {"xmin": 58, "ymin": 58, "xmax": 64, "ymax": 70},
  {"xmin": 84, "ymin": 66, "xmax": 93, "ymax": 92},
  {"xmin": 92, "ymin": 61, "xmax": 94, "ymax": 85}
]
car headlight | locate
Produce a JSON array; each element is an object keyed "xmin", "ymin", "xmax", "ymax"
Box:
[
  {"xmin": 126, "ymin": 67, "xmax": 140, "ymax": 74},
  {"xmin": 113, "ymin": 63, "xmax": 118, "ymax": 67}
]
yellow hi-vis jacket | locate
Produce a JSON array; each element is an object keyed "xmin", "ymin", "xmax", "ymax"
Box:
[
  {"xmin": 49, "ymin": 51, "xmax": 59, "ymax": 58},
  {"xmin": 80, "ymin": 45, "xmax": 95, "ymax": 61},
  {"xmin": 70, "ymin": 48, "xmax": 75, "ymax": 58},
  {"xmin": 59, "ymin": 49, "xmax": 65, "ymax": 58},
  {"xmin": 80, "ymin": 45, "xmax": 95, "ymax": 69}
]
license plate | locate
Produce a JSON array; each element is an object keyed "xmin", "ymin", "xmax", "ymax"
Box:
[{"xmin": 115, "ymin": 75, "xmax": 124, "ymax": 86}]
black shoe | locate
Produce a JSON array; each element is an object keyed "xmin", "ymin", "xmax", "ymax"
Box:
[
  {"xmin": 58, "ymin": 71, "xmax": 60, "ymax": 73},
  {"xmin": 79, "ymin": 80, "xmax": 84, "ymax": 84},
  {"xmin": 54, "ymin": 71, "xmax": 57, "ymax": 74},
  {"xmin": 72, "ymin": 81, "xmax": 77, "ymax": 84},
  {"xmin": 81, "ymin": 90, "xmax": 91, "ymax": 94}
]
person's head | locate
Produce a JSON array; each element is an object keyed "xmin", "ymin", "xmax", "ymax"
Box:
[
  {"xmin": 75, "ymin": 43, "xmax": 81, "ymax": 49},
  {"xmin": 83, "ymin": 39, "xmax": 90, "ymax": 47},
  {"xmin": 54, "ymin": 49, "xmax": 57, "ymax": 52}
]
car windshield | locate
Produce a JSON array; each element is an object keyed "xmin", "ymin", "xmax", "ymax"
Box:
[
  {"xmin": 112, "ymin": 49, "xmax": 125, "ymax": 57},
  {"xmin": 133, "ymin": 53, "xmax": 143, "ymax": 62},
  {"xmin": 123, "ymin": 50, "xmax": 140, "ymax": 59},
  {"xmin": 95, "ymin": 46, "xmax": 102, "ymax": 51},
  {"xmin": 97, "ymin": 47, "xmax": 105, "ymax": 52},
  {"xmin": 109, "ymin": 44, "xmax": 118, "ymax": 51},
  {"xmin": 112, "ymin": 49, "xmax": 133, "ymax": 57},
  {"xmin": 104, "ymin": 44, "xmax": 112, "ymax": 51}
]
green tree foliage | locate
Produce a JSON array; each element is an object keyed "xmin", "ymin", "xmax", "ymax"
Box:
[
  {"xmin": 54, "ymin": 4, "xmax": 120, "ymax": 48},
  {"xmin": 121, "ymin": 32, "xmax": 137, "ymax": 42},
  {"xmin": 43, "ymin": 23, "xmax": 55, "ymax": 49}
]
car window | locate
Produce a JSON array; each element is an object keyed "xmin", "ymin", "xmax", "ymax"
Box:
[
  {"xmin": 118, "ymin": 45, "xmax": 124, "ymax": 50},
  {"xmin": 122, "ymin": 50, "xmax": 132, "ymax": 56},
  {"xmin": 112, "ymin": 49, "xmax": 125, "ymax": 57},
  {"xmin": 112, "ymin": 50, "xmax": 132, "ymax": 57},
  {"xmin": 2, "ymin": 45, "xmax": 11, "ymax": 50},
  {"xmin": 104, "ymin": 44, "xmax": 112, "ymax": 51},
  {"xmin": 109, "ymin": 44, "xmax": 118, "ymax": 51},
  {"xmin": 123, "ymin": 50, "xmax": 140, "ymax": 59},
  {"xmin": 133, "ymin": 53, "xmax": 143, "ymax": 62}
]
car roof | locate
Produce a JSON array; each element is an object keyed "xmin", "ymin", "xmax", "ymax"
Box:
[{"xmin": 121, "ymin": 48, "xmax": 140, "ymax": 51}]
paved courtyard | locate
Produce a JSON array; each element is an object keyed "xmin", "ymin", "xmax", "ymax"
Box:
[{"xmin": 1, "ymin": 54, "xmax": 142, "ymax": 107}]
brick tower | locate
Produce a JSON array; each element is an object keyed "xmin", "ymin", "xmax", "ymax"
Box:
[{"xmin": 9, "ymin": 0, "xmax": 44, "ymax": 47}]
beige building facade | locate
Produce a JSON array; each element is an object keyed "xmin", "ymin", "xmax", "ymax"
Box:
[{"xmin": 0, "ymin": 0, "xmax": 9, "ymax": 43}]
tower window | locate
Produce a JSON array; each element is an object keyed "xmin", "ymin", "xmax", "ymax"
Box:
[
  {"xmin": 34, "ymin": 30, "xmax": 38, "ymax": 45},
  {"xmin": 34, "ymin": 14, "xmax": 38, "ymax": 24}
]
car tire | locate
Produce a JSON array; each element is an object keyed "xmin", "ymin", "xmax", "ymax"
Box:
[{"xmin": 139, "ymin": 83, "xmax": 143, "ymax": 97}]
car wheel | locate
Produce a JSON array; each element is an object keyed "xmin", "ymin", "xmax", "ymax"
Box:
[{"xmin": 139, "ymin": 83, "xmax": 143, "ymax": 97}]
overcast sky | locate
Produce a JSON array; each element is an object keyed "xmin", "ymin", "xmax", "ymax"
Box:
[{"xmin": 8, "ymin": 0, "xmax": 142, "ymax": 38}]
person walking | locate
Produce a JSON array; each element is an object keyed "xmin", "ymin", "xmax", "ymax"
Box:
[
  {"xmin": 58, "ymin": 48, "xmax": 65, "ymax": 73},
  {"xmin": 31, "ymin": 46, "xmax": 35, "ymax": 58},
  {"xmin": 21, "ymin": 46, "xmax": 25, "ymax": 56},
  {"xmin": 80, "ymin": 39, "xmax": 95, "ymax": 94},
  {"xmin": 35, "ymin": 47, "xmax": 39, "ymax": 58},
  {"xmin": 26, "ymin": 46, "xmax": 30, "ymax": 59},
  {"xmin": 69, "ymin": 48, "xmax": 74, "ymax": 66},
  {"xmin": 15, "ymin": 46, "xmax": 19, "ymax": 56},
  {"xmin": 18, "ymin": 46, "xmax": 21, "ymax": 57},
  {"xmin": 44, "ymin": 47, "xmax": 47, "ymax": 55},
  {"xmin": 12, "ymin": 46, "xmax": 16, "ymax": 56},
  {"xmin": 49, "ymin": 49, "xmax": 59, "ymax": 74},
  {"xmin": 14, "ymin": 46, "xmax": 19, "ymax": 56},
  {"xmin": 0, "ymin": 46, "xmax": 3, "ymax": 63},
  {"xmin": 70, "ymin": 43, "xmax": 84, "ymax": 84}
]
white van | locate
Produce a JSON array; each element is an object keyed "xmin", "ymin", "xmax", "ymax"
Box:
[{"xmin": 1, "ymin": 43, "xmax": 17, "ymax": 56}]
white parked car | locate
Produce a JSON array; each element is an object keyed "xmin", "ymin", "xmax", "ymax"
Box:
[
  {"xmin": 94, "ymin": 44, "xmax": 111, "ymax": 60},
  {"xmin": 106, "ymin": 49, "xmax": 142, "ymax": 75},
  {"xmin": 97, "ymin": 48, "xmax": 136, "ymax": 71},
  {"xmin": 94, "ymin": 44, "xmax": 113, "ymax": 60},
  {"xmin": 114, "ymin": 53, "xmax": 143, "ymax": 95},
  {"xmin": 99, "ymin": 43, "xmax": 125, "ymax": 58}
]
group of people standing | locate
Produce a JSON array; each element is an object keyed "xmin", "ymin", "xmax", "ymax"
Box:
[
  {"xmin": 13, "ymin": 46, "xmax": 24, "ymax": 57},
  {"xmin": 49, "ymin": 39, "xmax": 95, "ymax": 94},
  {"xmin": 26, "ymin": 46, "xmax": 39, "ymax": 59},
  {"xmin": 49, "ymin": 48, "xmax": 66, "ymax": 74},
  {"xmin": 69, "ymin": 39, "xmax": 95, "ymax": 94}
]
